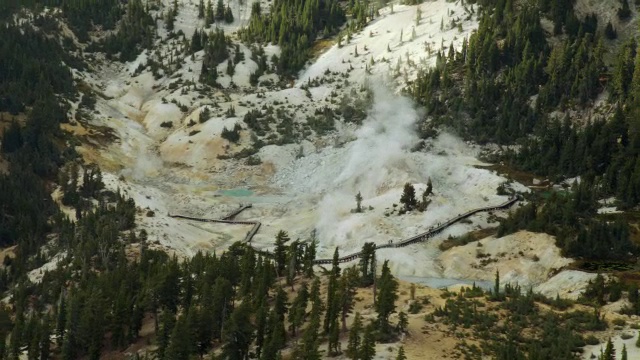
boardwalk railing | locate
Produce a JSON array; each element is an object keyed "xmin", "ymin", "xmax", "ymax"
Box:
[
  {"xmin": 169, "ymin": 195, "xmax": 520, "ymax": 265},
  {"xmin": 169, "ymin": 204, "xmax": 261, "ymax": 243},
  {"xmin": 313, "ymin": 195, "xmax": 520, "ymax": 264}
]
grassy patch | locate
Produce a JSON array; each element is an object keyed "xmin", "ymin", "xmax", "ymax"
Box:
[
  {"xmin": 439, "ymin": 228, "xmax": 497, "ymax": 251},
  {"xmin": 475, "ymin": 163, "xmax": 542, "ymax": 188},
  {"xmin": 311, "ymin": 39, "xmax": 334, "ymax": 58}
]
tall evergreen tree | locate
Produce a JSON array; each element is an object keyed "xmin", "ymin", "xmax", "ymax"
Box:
[
  {"xmin": 205, "ymin": 0, "xmax": 214, "ymax": 26},
  {"xmin": 338, "ymin": 267, "xmax": 358, "ymax": 332},
  {"xmin": 274, "ymin": 230, "xmax": 290, "ymax": 275},
  {"xmin": 602, "ymin": 338, "xmax": 615, "ymax": 360},
  {"xmin": 303, "ymin": 236, "xmax": 317, "ymax": 278},
  {"xmin": 400, "ymin": 183, "xmax": 417, "ymax": 211},
  {"xmin": 397, "ymin": 311, "xmax": 408, "ymax": 333},
  {"xmin": 359, "ymin": 324, "xmax": 376, "ymax": 360},
  {"xmin": 198, "ymin": 0, "xmax": 205, "ymax": 18},
  {"xmin": 39, "ymin": 314, "xmax": 51, "ymax": 360},
  {"xmin": 224, "ymin": 4, "xmax": 234, "ymax": 23},
  {"xmin": 375, "ymin": 260, "xmax": 398, "ymax": 339},
  {"xmin": 324, "ymin": 248, "xmax": 341, "ymax": 334},
  {"xmin": 211, "ymin": 276, "xmax": 234, "ymax": 339},
  {"xmin": 156, "ymin": 310, "xmax": 175, "ymax": 360},
  {"xmin": 289, "ymin": 282, "xmax": 309, "ymax": 336},
  {"xmin": 396, "ymin": 346, "xmax": 407, "ymax": 360},
  {"xmin": 215, "ymin": 0, "xmax": 225, "ymax": 20},
  {"xmin": 165, "ymin": 311, "xmax": 194, "ymax": 360},
  {"xmin": 355, "ymin": 191, "xmax": 363, "ymax": 212},
  {"xmin": 346, "ymin": 312, "xmax": 362, "ymax": 359},
  {"xmin": 221, "ymin": 302, "xmax": 254, "ymax": 360},
  {"xmin": 255, "ymin": 296, "xmax": 268, "ymax": 358},
  {"xmin": 359, "ymin": 242, "xmax": 376, "ymax": 286},
  {"xmin": 294, "ymin": 277, "xmax": 323, "ymax": 360},
  {"xmin": 55, "ymin": 293, "xmax": 67, "ymax": 346}
]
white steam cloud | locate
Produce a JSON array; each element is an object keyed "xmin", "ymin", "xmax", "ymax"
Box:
[
  {"xmin": 333, "ymin": 86, "xmax": 421, "ymax": 195},
  {"xmin": 314, "ymin": 85, "xmax": 424, "ymax": 248}
]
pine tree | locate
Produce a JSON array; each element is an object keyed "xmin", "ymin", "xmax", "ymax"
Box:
[
  {"xmin": 274, "ymin": 230, "xmax": 290, "ymax": 276},
  {"xmin": 400, "ymin": 183, "xmax": 417, "ymax": 211},
  {"xmin": 605, "ymin": 21, "xmax": 617, "ymax": 40},
  {"xmin": 191, "ymin": 29, "xmax": 203, "ymax": 53},
  {"xmin": 193, "ymin": 304, "xmax": 214, "ymax": 357},
  {"xmin": 622, "ymin": 343, "xmax": 628, "ymax": 360},
  {"xmin": 610, "ymin": 39, "xmax": 635, "ymax": 101},
  {"xmin": 205, "ymin": 0, "xmax": 214, "ymax": 26},
  {"xmin": 61, "ymin": 291, "xmax": 80, "ymax": 360},
  {"xmin": 603, "ymin": 338, "xmax": 614, "ymax": 360},
  {"xmin": 289, "ymin": 282, "xmax": 309, "ymax": 336},
  {"xmin": 396, "ymin": 346, "xmax": 407, "ymax": 360},
  {"xmin": 165, "ymin": 311, "xmax": 194, "ymax": 360},
  {"xmin": 324, "ymin": 248, "xmax": 341, "ymax": 334},
  {"xmin": 492, "ymin": 270, "xmax": 502, "ymax": 301},
  {"xmin": 286, "ymin": 240, "xmax": 303, "ymax": 287},
  {"xmin": 239, "ymin": 246, "xmax": 255, "ymax": 299},
  {"xmin": 355, "ymin": 191, "xmax": 363, "ymax": 212},
  {"xmin": 303, "ymin": 236, "xmax": 317, "ymax": 278},
  {"xmin": 211, "ymin": 276, "xmax": 234, "ymax": 339},
  {"xmin": 224, "ymin": 4, "xmax": 234, "ymax": 23},
  {"xmin": 198, "ymin": 0, "xmax": 205, "ymax": 18},
  {"xmin": 156, "ymin": 310, "xmax": 175, "ymax": 360},
  {"xmin": 165, "ymin": 9, "xmax": 175, "ymax": 31},
  {"xmin": 227, "ymin": 58, "xmax": 235, "ymax": 77},
  {"xmin": 618, "ymin": 0, "xmax": 631, "ymax": 20},
  {"xmin": 9, "ymin": 318, "xmax": 22, "ymax": 360},
  {"xmin": 359, "ymin": 324, "xmax": 376, "ymax": 360},
  {"xmin": 215, "ymin": 0, "xmax": 225, "ymax": 20},
  {"xmin": 327, "ymin": 315, "xmax": 341, "ymax": 355},
  {"xmin": 346, "ymin": 312, "xmax": 362, "ymax": 358},
  {"xmin": 397, "ymin": 311, "xmax": 408, "ymax": 333},
  {"xmin": 295, "ymin": 277, "xmax": 323, "ymax": 360},
  {"xmin": 628, "ymin": 45, "xmax": 640, "ymax": 136},
  {"xmin": 55, "ymin": 294, "xmax": 66, "ymax": 346},
  {"xmin": 1, "ymin": 121, "xmax": 22, "ymax": 153},
  {"xmin": 375, "ymin": 260, "xmax": 398, "ymax": 339},
  {"xmin": 272, "ymin": 286, "xmax": 288, "ymax": 346},
  {"xmin": 28, "ymin": 316, "xmax": 40, "ymax": 360},
  {"xmin": 338, "ymin": 267, "xmax": 358, "ymax": 332},
  {"xmin": 261, "ymin": 311, "xmax": 283, "ymax": 360},
  {"xmin": 359, "ymin": 242, "xmax": 376, "ymax": 286},
  {"xmin": 39, "ymin": 314, "xmax": 51, "ymax": 360},
  {"xmin": 255, "ymin": 297, "xmax": 268, "ymax": 358},
  {"xmin": 221, "ymin": 302, "xmax": 254, "ymax": 360}
]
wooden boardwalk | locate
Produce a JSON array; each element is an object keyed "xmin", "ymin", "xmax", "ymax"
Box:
[
  {"xmin": 169, "ymin": 204, "xmax": 261, "ymax": 243},
  {"xmin": 169, "ymin": 195, "xmax": 520, "ymax": 265}
]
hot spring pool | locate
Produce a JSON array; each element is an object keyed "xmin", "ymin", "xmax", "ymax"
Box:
[{"xmin": 218, "ymin": 188, "xmax": 254, "ymax": 197}]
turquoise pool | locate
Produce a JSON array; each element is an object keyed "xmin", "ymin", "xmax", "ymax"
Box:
[{"xmin": 218, "ymin": 188, "xmax": 254, "ymax": 197}]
